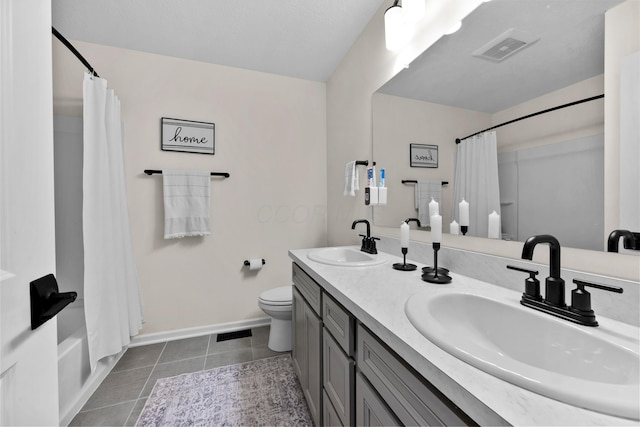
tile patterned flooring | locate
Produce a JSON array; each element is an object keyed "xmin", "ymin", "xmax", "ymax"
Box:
[{"xmin": 70, "ymin": 326, "xmax": 281, "ymax": 426}]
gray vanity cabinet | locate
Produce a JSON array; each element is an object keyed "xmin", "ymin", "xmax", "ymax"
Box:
[
  {"xmin": 356, "ymin": 372, "xmax": 402, "ymax": 427},
  {"xmin": 292, "ymin": 261, "xmax": 473, "ymax": 427},
  {"xmin": 322, "ymin": 294, "xmax": 355, "ymax": 426},
  {"xmin": 292, "ymin": 264, "xmax": 323, "ymax": 426}
]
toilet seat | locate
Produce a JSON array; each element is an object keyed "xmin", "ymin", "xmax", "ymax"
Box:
[{"xmin": 259, "ymin": 285, "xmax": 292, "ymax": 306}]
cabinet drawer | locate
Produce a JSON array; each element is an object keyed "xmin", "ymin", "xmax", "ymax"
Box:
[
  {"xmin": 356, "ymin": 372, "xmax": 401, "ymax": 427},
  {"xmin": 323, "ymin": 328, "xmax": 354, "ymax": 426},
  {"xmin": 357, "ymin": 324, "xmax": 473, "ymax": 427},
  {"xmin": 292, "ymin": 263, "xmax": 321, "ymax": 316},
  {"xmin": 322, "ymin": 293, "xmax": 354, "ymax": 356}
]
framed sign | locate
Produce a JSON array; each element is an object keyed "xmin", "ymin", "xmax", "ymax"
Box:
[
  {"xmin": 161, "ymin": 117, "xmax": 215, "ymax": 155},
  {"xmin": 410, "ymin": 143, "xmax": 438, "ymax": 168}
]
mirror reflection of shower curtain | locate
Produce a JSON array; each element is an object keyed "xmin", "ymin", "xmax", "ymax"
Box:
[
  {"xmin": 453, "ymin": 131, "xmax": 502, "ymax": 238},
  {"xmin": 83, "ymin": 73, "xmax": 143, "ymax": 372},
  {"xmin": 619, "ymin": 51, "xmax": 639, "ymax": 237}
]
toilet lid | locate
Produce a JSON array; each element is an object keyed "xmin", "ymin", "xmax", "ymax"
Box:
[{"xmin": 259, "ymin": 285, "xmax": 292, "ymax": 305}]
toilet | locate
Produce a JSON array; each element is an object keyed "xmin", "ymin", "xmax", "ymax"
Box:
[{"xmin": 258, "ymin": 285, "xmax": 293, "ymax": 352}]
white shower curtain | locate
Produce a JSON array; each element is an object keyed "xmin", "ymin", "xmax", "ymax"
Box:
[
  {"xmin": 83, "ymin": 73, "xmax": 143, "ymax": 371},
  {"xmin": 453, "ymin": 131, "xmax": 502, "ymax": 238}
]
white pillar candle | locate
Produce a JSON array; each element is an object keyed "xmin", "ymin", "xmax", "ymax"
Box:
[
  {"xmin": 459, "ymin": 199, "xmax": 469, "ymax": 226},
  {"xmin": 431, "ymin": 214, "xmax": 442, "ymax": 243},
  {"xmin": 450, "ymin": 220, "xmax": 459, "ymax": 235},
  {"xmin": 428, "ymin": 198, "xmax": 439, "ymax": 219},
  {"xmin": 488, "ymin": 210, "xmax": 500, "ymax": 239},
  {"xmin": 400, "ymin": 221, "xmax": 410, "ymax": 248}
]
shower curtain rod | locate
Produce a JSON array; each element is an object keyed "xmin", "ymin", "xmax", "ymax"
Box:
[
  {"xmin": 455, "ymin": 94, "xmax": 604, "ymax": 144},
  {"xmin": 52, "ymin": 27, "xmax": 100, "ymax": 78}
]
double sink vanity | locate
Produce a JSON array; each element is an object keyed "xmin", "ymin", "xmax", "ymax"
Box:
[{"xmin": 288, "ymin": 243, "xmax": 640, "ymax": 426}]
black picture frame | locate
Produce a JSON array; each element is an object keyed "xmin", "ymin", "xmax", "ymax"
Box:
[
  {"xmin": 410, "ymin": 143, "xmax": 438, "ymax": 168},
  {"xmin": 161, "ymin": 117, "xmax": 215, "ymax": 155}
]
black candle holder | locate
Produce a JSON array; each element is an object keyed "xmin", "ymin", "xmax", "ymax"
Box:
[
  {"xmin": 421, "ymin": 243, "xmax": 452, "ymax": 284},
  {"xmin": 460, "ymin": 225, "xmax": 468, "ymax": 236},
  {"xmin": 393, "ymin": 247, "xmax": 417, "ymax": 271}
]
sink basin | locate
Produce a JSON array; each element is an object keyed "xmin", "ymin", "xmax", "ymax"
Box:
[
  {"xmin": 307, "ymin": 246, "xmax": 386, "ymax": 267},
  {"xmin": 405, "ymin": 288, "xmax": 640, "ymax": 420}
]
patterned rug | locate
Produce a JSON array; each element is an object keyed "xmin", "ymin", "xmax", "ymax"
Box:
[{"xmin": 136, "ymin": 354, "xmax": 312, "ymax": 426}]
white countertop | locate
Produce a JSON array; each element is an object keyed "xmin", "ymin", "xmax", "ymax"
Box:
[{"xmin": 289, "ymin": 246, "xmax": 640, "ymax": 426}]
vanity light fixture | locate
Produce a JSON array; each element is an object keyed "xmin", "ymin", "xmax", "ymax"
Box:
[{"xmin": 384, "ymin": 1, "xmax": 410, "ymax": 51}]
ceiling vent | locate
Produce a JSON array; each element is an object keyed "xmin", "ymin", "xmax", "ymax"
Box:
[{"xmin": 473, "ymin": 28, "xmax": 539, "ymax": 62}]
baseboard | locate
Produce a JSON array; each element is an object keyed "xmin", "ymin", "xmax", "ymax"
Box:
[{"xmin": 129, "ymin": 317, "xmax": 271, "ymax": 348}]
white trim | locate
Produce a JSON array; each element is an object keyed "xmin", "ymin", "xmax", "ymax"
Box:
[{"xmin": 129, "ymin": 317, "xmax": 271, "ymax": 348}]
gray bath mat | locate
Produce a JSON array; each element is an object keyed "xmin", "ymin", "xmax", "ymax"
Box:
[{"xmin": 136, "ymin": 354, "xmax": 312, "ymax": 426}]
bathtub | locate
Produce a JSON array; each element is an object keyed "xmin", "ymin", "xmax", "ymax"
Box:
[{"xmin": 57, "ymin": 301, "xmax": 123, "ymax": 426}]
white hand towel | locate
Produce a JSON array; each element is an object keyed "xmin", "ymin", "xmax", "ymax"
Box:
[
  {"xmin": 415, "ymin": 181, "xmax": 442, "ymax": 226},
  {"xmin": 163, "ymin": 170, "xmax": 211, "ymax": 239},
  {"xmin": 344, "ymin": 161, "xmax": 360, "ymax": 196}
]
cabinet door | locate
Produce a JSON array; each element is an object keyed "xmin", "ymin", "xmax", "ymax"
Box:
[
  {"xmin": 323, "ymin": 390, "xmax": 344, "ymax": 427},
  {"xmin": 323, "ymin": 329, "xmax": 354, "ymax": 426},
  {"xmin": 304, "ymin": 301, "xmax": 323, "ymax": 427},
  {"xmin": 292, "ymin": 287, "xmax": 306, "ymax": 383},
  {"xmin": 356, "ymin": 373, "xmax": 401, "ymax": 427}
]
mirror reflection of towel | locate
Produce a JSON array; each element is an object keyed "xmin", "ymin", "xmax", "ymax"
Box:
[
  {"xmin": 415, "ymin": 181, "xmax": 441, "ymax": 226},
  {"xmin": 163, "ymin": 170, "xmax": 211, "ymax": 239},
  {"xmin": 344, "ymin": 161, "xmax": 360, "ymax": 196}
]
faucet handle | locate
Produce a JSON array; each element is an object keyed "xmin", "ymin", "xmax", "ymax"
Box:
[
  {"xmin": 570, "ymin": 279, "xmax": 623, "ymax": 323},
  {"xmin": 507, "ymin": 265, "xmax": 541, "ymax": 301},
  {"xmin": 572, "ymin": 279, "xmax": 623, "ymax": 295}
]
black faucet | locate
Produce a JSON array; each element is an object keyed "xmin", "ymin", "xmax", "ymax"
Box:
[
  {"xmin": 404, "ymin": 218, "xmax": 422, "ymax": 227},
  {"xmin": 521, "ymin": 234, "xmax": 565, "ymax": 307},
  {"xmin": 607, "ymin": 229, "xmax": 640, "ymax": 252},
  {"xmin": 352, "ymin": 219, "xmax": 378, "ymax": 254},
  {"xmin": 508, "ymin": 234, "xmax": 623, "ymax": 326}
]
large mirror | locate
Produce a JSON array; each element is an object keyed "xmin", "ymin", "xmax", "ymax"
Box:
[{"xmin": 372, "ymin": 0, "xmax": 630, "ymax": 252}]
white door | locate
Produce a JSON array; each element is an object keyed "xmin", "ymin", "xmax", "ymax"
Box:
[{"xmin": 0, "ymin": 0, "xmax": 60, "ymax": 425}]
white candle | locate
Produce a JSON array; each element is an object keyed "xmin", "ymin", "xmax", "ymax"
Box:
[
  {"xmin": 431, "ymin": 214, "xmax": 442, "ymax": 243},
  {"xmin": 428, "ymin": 198, "xmax": 439, "ymax": 219},
  {"xmin": 450, "ymin": 220, "xmax": 459, "ymax": 235},
  {"xmin": 400, "ymin": 221, "xmax": 410, "ymax": 248},
  {"xmin": 488, "ymin": 210, "xmax": 500, "ymax": 239},
  {"xmin": 459, "ymin": 199, "xmax": 469, "ymax": 226}
]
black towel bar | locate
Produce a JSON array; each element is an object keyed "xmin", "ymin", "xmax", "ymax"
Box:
[
  {"xmin": 144, "ymin": 169, "xmax": 230, "ymax": 178},
  {"xmin": 402, "ymin": 180, "xmax": 448, "ymax": 185}
]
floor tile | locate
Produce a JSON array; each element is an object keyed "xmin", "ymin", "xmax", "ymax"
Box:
[
  {"xmin": 113, "ymin": 343, "xmax": 165, "ymax": 372},
  {"xmin": 252, "ymin": 344, "xmax": 284, "ymax": 360},
  {"xmin": 124, "ymin": 398, "xmax": 147, "ymax": 427},
  {"xmin": 70, "ymin": 400, "xmax": 136, "ymax": 427},
  {"xmin": 140, "ymin": 356, "xmax": 206, "ymax": 398},
  {"xmin": 204, "ymin": 347, "xmax": 254, "ymax": 370},
  {"xmin": 158, "ymin": 335, "xmax": 209, "ymax": 363},
  {"xmin": 82, "ymin": 366, "xmax": 153, "ymax": 411},
  {"xmin": 251, "ymin": 325, "xmax": 270, "ymax": 347}
]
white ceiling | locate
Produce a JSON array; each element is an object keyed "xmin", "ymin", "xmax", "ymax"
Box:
[
  {"xmin": 378, "ymin": 0, "xmax": 624, "ymax": 113},
  {"xmin": 52, "ymin": 0, "xmax": 387, "ymax": 82}
]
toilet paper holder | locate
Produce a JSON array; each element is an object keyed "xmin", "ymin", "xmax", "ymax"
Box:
[{"xmin": 244, "ymin": 259, "xmax": 266, "ymax": 266}]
